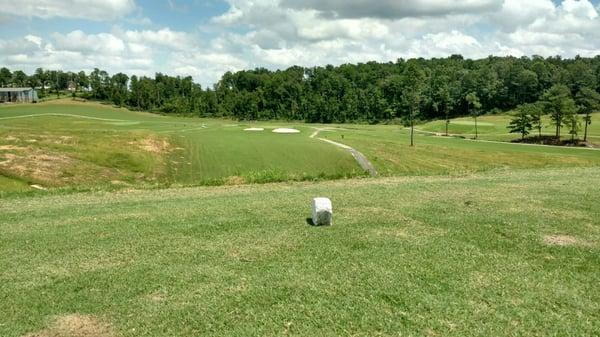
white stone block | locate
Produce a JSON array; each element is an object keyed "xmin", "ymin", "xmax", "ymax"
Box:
[{"xmin": 312, "ymin": 197, "xmax": 332, "ymax": 226}]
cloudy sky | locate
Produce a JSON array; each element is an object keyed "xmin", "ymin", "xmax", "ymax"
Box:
[{"xmin": 1, "ymin": 0, "xmax": 599, "ymax": 86}]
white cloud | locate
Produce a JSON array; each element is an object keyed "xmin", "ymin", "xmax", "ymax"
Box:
[
  {"xmin": 408, "ymin": 31, "xmax": 484, "ymax": 58},
  {"xmin": 123, "ymin": 28, "xmax": 196, "ymax": 50},
  {"xmin": 493, "ymin": 0, "xmax": 556, "ymax": 30},
  {"xmin": 52, "ymin": 31, "xmax": 126, "ymax": 55},
  {"xmin": 0, "ymin": 0, "xmax": 136, "ymax": 21},
  {"xmin": 2, "ymin": 0, "xmax": 600, "ymax": 87}
]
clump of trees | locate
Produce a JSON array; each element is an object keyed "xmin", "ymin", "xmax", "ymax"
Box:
[
  {"xmin": 2, "ymin": 54, "xmax": 600, "ymax": 145},
  {"xmin": 508, "ymin": 83, "xmax": 599, "ymax": 144}
]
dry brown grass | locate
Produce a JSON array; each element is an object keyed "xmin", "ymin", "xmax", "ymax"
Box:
[
  {"xmin": 543, "ymin": 234, "xmax": 592, "ymax": 247},
  {"xmin": 23, "ymin": 314, "xmax": 116, "ymax": 337},
  {"xmin": 129, "ymin": 136, "xmax": 171, "ymax": 154},
  {"xmin": 0, "ymin": 149, "xmax": 74, "ymax": 185},
  {"xmin": 0, "ymin": 145, "xmax": 27, "ymax": 151},
  {"xmin": 0, "ymin": 145, "xmax": 120, "ymax": 187},
  {"xmin": 224, "ymin": 175, "xmax": 246, "ymax": 185}
]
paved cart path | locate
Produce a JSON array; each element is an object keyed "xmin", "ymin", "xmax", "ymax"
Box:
[{"xmin": 310, "ymin": 128, "xmax": 378, "ymax": 177}]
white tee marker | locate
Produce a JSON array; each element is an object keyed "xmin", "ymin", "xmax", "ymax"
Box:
[{"xmin": 311, "ymin": 197, "xmax": 333, "ymax": 226}]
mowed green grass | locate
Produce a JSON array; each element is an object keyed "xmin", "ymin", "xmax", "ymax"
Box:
[
  {"xmin": 419, "ymin": 113, "xmax": 600, "ymax": 143},
  {"xmin": 0, "ymin": 100, "xmax": 359, "ymax": 193},
  {"xmin": 320, "ymin": 125, "xmax": 600, "ymax": 176},
  {"xmin": 1, "ymin": 100, "xmax": 599, "ymax": 193},
  {"xmin": 1, "ymin": 167, "xmax": 599, "ymax": 336}
]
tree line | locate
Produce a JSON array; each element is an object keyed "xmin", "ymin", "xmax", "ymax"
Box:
[{"xmin": 1, "ymin": 55, "xmax": 599, "ymax": 143}]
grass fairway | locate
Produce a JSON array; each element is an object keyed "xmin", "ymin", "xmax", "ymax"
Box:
[
  {"xmin": 0, "ymin": 100, "xmax": 359, "ymax": 192},
  {"xmin": 1, "ymin": 100, "xmax": 599, "ymax": 193},
  {"xmin": 1, "ymin": 167, "xmax": 599, "ymax": 336}
]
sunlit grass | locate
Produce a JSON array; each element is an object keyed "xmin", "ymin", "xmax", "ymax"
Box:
[{"xmin": 1, "ymin": 167, "xmax": 599, "ymax": 336}]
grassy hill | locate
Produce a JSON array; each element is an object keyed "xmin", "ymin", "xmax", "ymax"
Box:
[
  {"xmin": 1, "ymin": 100, "xmax": 599, "ymax": 194},
  {"xmin": 1, "ymin": 167, "xmax": 599, "ymax": 336},
  {"xmin": 0, "ymin": 100, "xmax": 359, "ymax": 193}
]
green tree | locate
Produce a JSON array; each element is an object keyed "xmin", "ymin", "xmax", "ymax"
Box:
[
  {"xmin": 401, "ymin": 63, "xmax": 425, "ymax": 147},
  {"xmin": 34, "ymin": 68, "xmax": 47, "ymax": 96},
  {"xmin": 519, "ymin": 102, "xmax": 544, "ymax": 138},
  {"xmin": 466, "ymin": 92, "xmax": 482, "ymax": 139},
  {"xmin": 12, "ymin": 70, "xmax": 27, "ymax": 87},
  {"xmin": 541, "ymin": 84, "xmax": 576, "ymax": 141},
  {"xmin": 26, "ymin": 74, "xmax": 40, "ymax": 94},
  {"xmin": 566, "ymin": 113, "xmax": 580, "ymax": 142},
  {"xmin": 508, "ymin": 108, "xmax": 533, "ymax": 140},
  {"xmin": 575, "ymin": 87, "xmax": 600, "ymax": 142},
  {"xmin": 77, "ymin": 71, "xmax": 89, "ymax": 92},
  {"xmin": 0, "ymin": 67, "xmax": 11, "ymax": 86}
]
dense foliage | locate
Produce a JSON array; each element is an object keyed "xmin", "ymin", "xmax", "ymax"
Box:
[{"xmin": 2, "ymin": 55, "xmax": 600, "ymax": 126}]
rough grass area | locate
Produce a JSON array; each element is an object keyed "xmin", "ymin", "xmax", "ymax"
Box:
[{"xmin": 1, "ymin": 167, "xmax": 599, "ymax": 336}]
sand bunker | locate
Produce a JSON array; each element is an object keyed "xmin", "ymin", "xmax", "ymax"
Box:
[
  {"xmin": 244, "ymin": 128, "xmax": 264, "ymax": 131},
  {"xmin": 272, "ymin": 128, "xmax": 300, "ymax": 134}
]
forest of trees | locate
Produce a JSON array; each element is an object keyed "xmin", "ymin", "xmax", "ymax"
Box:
[{"xmin": 1, "ymin": 55, "xmax": 599, "ymax": 141}]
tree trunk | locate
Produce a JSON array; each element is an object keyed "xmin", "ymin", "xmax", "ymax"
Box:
[
  {"xmin": 584, "ymin": 112, "xmax": 589, "ymax": 142},
  {"xmin": 445, "ymin": 110, "xmax": 449, "ymax": 136},
  {"xmin": 410, "ymin": 108, "xmax": 414, "ymax": 147},
  {"xmin": 555, "ymin": 114, "xmax": 561, "ymax": 141},
  {"xmin": 474, "ymin": 115, "xmax": 478, "ymax": 140}
]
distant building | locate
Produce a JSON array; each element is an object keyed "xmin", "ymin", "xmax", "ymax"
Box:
[
  {"xmin": 0, "ymin": 88, "xmax": 39, "ymax": 103},
  {"xmin": 67, "ymin": 81, "xmax": 77, "ymax": 92}
]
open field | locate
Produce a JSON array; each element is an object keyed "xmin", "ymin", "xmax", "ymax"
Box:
[
  {"xmin": 1, "ymin": 167, "xmax": 599, "ymax": 336},
  {"xmin": 418, "ymin": 113, "xmax": 600, "ymax": 144},
  {"xmin": 321, "ymin": 124, "xmax": 600, "ymax": 176},
  {"xmin": 0, "ymin": 100, "xmax": 359, "ymax": 193},
  {"xmin": 1, "ymin": 100, "xmax": 599, "ymax": 193}
]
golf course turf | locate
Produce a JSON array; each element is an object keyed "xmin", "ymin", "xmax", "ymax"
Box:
[
  {"xmin": 1, "ymin": 167, "xmax": 599, "ymax": 336},
  {"xmin": 1, "ymin": 100, "xmax": 599, "ymax": 336}
]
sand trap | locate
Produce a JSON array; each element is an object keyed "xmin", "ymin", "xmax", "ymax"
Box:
[
  {"xmin": 244, "ymin": 127, "xmax": 264, "ymax": 131},
  {"xmin": 272, "ymin": 128, "xmax": 300, "ymax": 134}
]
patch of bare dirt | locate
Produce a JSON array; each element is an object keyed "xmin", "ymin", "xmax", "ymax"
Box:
[
  {"xmin": 129, "ymin": 136, "xmax": 171, "ymax": 154},
  {"xmin": 0, "ymin": 152, "xmax": 72, "ymax": 184},
  {"xmin": 23, "ymin": 314, "xmax": 115, "ymax": 337},
  {"xmin": 0, "ymin": 147, "xmax": 117, "ymax": 186},
  {"xmin": 543, "ymin": 234, "xmax": 590, "ymax": 247}
]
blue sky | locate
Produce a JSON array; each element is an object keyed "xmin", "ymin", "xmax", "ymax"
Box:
[{"xmin": 1, "ymin": 0, "xmax": 599, "ymax": 86}]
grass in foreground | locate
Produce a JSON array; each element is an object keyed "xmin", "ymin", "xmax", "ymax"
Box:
[{"xmin": 1, "ymin": 167, "xmax": 599, "ymax": 336}]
